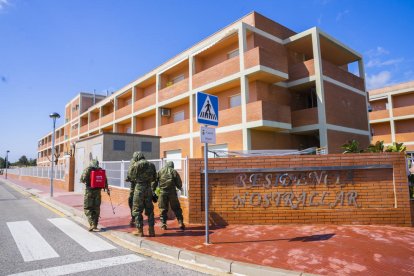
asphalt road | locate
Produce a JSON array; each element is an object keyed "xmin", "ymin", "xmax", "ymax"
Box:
[{"xmin": 0, "ymin": 180, "xmax": 207, "ymax": 276}]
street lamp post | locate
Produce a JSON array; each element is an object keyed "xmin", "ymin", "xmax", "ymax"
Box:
[
  {"xmin": 49, "ymin": 112, "xmax": 60, "ymax": 197},
  {"xmin": 5, "ymin": 150, "xmax": 9, "ymax": 179}
]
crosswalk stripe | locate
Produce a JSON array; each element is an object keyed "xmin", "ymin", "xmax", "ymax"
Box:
[
  {"xmin": 8, "ymin": 254, "xmax": 145, "ymax": 276},
  {"xmin": 48, "ymin": 218, "xmax": 115, "ymax": 252},
  {"xmin": 7, "ymin": 221, "xmax": 59, "ymax": 262}
]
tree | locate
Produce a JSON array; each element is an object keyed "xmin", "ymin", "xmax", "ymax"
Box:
[
  {"xmin": 0, "ymin": 157, "xmax": 5, "ymax": 168},
  {"xmin": 18, "ymin": 155, "xmax": 29, "ymax": 167},
  {"xmin": 28, "ymin": 158, "xmax": 37, "ymax": 166}
]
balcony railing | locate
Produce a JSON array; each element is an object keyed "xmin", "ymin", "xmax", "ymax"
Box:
[
  {"xmin": 372, "ymin": 134, "xmax": 392, "ymax": 143},
  {"xmin": 115, "ymin": 104, "xmax": 132, "ymax": 120},
  {"xmin": 89, "ymin": 119, "xmax": 99, "ymax": 130},
  {"xmin": 158, "ymin": 119, "xmax": 190, "ymax": 138},
  {"xmin": 193, "ymin": 56, "xmax": 240, "ymax": 89},
  {"xmin": 291, "ymin": 107, "xmax": 318, "ymax": 127},
  {"xmin": 322, "ymin": 60, "xmax": 365, "ymax": 91},
  {"xmin": 288, "ymin": 59, "xmax": 315, "ymax": 81},
  {"xmin": 159, "ymin": 79, "xmax": 189, "ymax": 103},
  {"xmin": 136, "ymin": 127, "xmax": 156, "ymax": 136},
  {"xmin": 244, "ymin": 47, "xmax": 288, "ymax": 75},
  {"xmin": 395, "ymin": 133, "xmax": 414, "ymax": 143},
  {"xmin": 369, "ymin": 110, "xmax": 390, "ymax": 121},
  {"xmin": 134, "ymin": 94, "xmax": 156, "ymax": 112},
  {"xmin": 100, "ymin": 112, "xmax": 113, "ymax": 126},
  {"xmin": 247, "ymin": 101, "xmax": 291, "ymax": 125},
  {"xmin": 393, "ymin": 106, "xmax": 414, "ymax": 118}
]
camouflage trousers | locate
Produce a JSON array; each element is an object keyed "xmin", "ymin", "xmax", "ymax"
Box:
[
  {"xmin": 132, "ymin": 183, "xmax": 154, "ymax": 228},
  {"xmin": 84, "ymin": 189, "xmax": 101, "ymax": 226},
  {"xmin": 128, "ymin": 182, "xmax": 137, "ymax": 219},
  {"xmin": 158, "ymin": 190, "xmax": 183, "ymax": 224}
]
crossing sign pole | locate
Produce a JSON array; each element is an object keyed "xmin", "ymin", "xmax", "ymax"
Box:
[{"xmin": 197, "ymin": 92, "xmax": 219, "ymax": 245}]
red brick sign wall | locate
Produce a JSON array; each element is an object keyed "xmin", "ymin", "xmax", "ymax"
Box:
[{"xmin": 188, "ymin": 153, "xmax": 412, "ymax": 226}]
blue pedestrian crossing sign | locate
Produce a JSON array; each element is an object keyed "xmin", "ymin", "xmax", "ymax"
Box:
[{"xmin": 197, "ymin": 92, "xmax": 219, "ymax": 126}]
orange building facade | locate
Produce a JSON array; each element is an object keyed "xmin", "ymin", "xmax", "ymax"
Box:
[
  {"xmin": 369, "ymin": 81, "xmax": 414, "ymax": 152},
  {"xmin": 37, "ymin": 12, "xmax": 370, "ymax": 165}
]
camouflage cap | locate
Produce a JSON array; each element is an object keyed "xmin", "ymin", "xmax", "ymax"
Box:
[
  {"xmin": 136, "ymin": 152, "xmax": 146, "ymax": 161},
  {"xmin": 132, "ymin": 151, "xmax": 141, "ymax": 162},
  {"xmin": 166, "ymin": 161, "xmax": 174, "ymax": 168}
]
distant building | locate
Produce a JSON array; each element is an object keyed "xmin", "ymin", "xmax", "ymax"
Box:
[
  {"xmin": 37, "ymin": 11, "xmax": 370, "ymax": 166},
  {"xmin": 369, "ymin": 81, "xmax": 414, "ymax": 152}
]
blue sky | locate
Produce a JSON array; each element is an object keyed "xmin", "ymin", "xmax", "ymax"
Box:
[{"xmin": 0, "ymin": 0, "xmax": 413, "ymax": 162}]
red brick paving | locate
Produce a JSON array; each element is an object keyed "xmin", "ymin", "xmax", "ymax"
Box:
[{"xmin": 2, "ymin": 175, "xmax": 414, "ymax": 275}]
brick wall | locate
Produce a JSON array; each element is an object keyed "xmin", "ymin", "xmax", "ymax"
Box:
[{"xmin": 188, "ymin": 153, "xmax": 412, "ymax": 226}]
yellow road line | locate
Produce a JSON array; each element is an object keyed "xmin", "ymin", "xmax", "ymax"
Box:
[{"xmin": 30, "ymin": 197, "xmax": 65, "ymax": 217}]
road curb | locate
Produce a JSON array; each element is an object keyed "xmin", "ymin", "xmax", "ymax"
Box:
[{"xmin": 2, "ymin": 179, "xmax": 313, "ymax": 276}]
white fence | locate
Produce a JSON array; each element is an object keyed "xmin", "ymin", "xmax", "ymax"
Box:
[
  {"xmin": 4, "ymin": 165, "xmax": 65, "ymax": 180},
  {"xmin": 101, "ymin": 158, "xmax": 188, "ymax": 197}
]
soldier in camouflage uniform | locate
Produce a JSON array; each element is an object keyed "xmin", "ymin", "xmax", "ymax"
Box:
[
  {"xmin": 80, "ymin": 159, "xmax": 109, "ymax": 231},
  {"xmin": 156, "ymin": 161, "xmax": 185, "ymax": 230},
  {"xmin": 129, "ymin": 152, "xmax": 157, "ymax": 237},
  {"xmin": 126, "ymin": 151, "xmax": 140, "ymax": 226}
]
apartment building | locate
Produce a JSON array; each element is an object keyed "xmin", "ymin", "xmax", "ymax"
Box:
[
  {"xmin": 37, "ymin": 11, "xmax": 370, "ymax": 165},
  {"xmin": 369, "ymin": 81, "xmax": 414, "ymax": 152}
]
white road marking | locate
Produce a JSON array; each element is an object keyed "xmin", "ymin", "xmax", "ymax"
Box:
[
  {"xmin": 48, "ymin": 217, "xmax": 115, "ymax": 252},
  {"xmin": 8, "ymin": 254, "xmax": 145, "ymax": 276},
  {"xmin": 0, "ymin": 185, "xmax": 16, "ymax": 200},
  {"xmin": 7, "ymin": 221, "xmax": 59, "ymax": 262}
]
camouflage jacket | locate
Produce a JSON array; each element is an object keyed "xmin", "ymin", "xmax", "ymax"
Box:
[
  {"xmin": 128, "ymin": 159, "xmax": 156, "ymax": 187},
  {"xmin": 80, "ymin": 166, "xmax": 108, "ymax": 190},
  {"xmin": 156, "ymin": 166, "xmax": 182, "ymax": 194}
]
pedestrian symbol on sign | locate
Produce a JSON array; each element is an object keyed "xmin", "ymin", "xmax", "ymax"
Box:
[{"xmin": 199, "ymin": 97, "xmax": 217, "ymax": 121}]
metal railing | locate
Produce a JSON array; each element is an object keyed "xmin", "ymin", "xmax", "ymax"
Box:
[
  {"xmin": 5, "ymin": 165, "xmax": 65, "ymax": 180},
  {"xmin": 101, "ymin": 158, "xmax": 188, "ymax": 197}
]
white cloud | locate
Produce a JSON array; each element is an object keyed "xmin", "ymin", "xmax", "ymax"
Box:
[
  {"xmin": 0, "ymin": 0, "xmax": 9, "ymax": 10},
  {"xmin": 336, "ymin": 10, "xmax": 349, "ymax": 22},
  {"xmin": 317, "ymin": 14, "xmax": 323, "ymax": 25},
  {"xmin": 366, "ymin": 46, "xmax": 389, "ymax": 58},
  {"xmin": 366, "ymin": 71, "xmax": 392, "ymax": 89},
  {"xmin": 366, "ymin": 58, "xmax": 404, "ymax": 68}
]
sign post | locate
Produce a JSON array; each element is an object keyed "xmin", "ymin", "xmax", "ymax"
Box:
[{"xmin": 197, "ymin": 92, "xmax": 218, "ymax": 245}]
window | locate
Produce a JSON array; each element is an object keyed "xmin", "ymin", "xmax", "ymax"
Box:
[
  {"xmin": 172, "ymin": 74, "xmax": 185, "ymax": 84},
  {"xmin": 113, "ymin": 140, "xmax": 126, "ymax": 151},
  {"xmin": 165, "ymin": 150, "xmax": 182, "ymax": 170},
  {"xmin": 173, "ymin": 111, "xmax": 185, "ymax": 122},
  {"xmin": 141, "ymin": 141, "xmax": 152, "ymax": 152},
  {"xmin": 208, "ymin": 144, "xmax": 228, "ymax": 158},
  {"xmin": 126, "ymin": 127, "xmax": 132, "ymax": 134},
  {"xmin": 229, "ymin": 94, "xmax": 241, "ymax": 108},
  {"xmin": 126, "ymin": 99, "xmax": 132, "ymax": 105},
  {"xmin": 227, "ymin": 49, "xmax": 239, "ymax": 59}
]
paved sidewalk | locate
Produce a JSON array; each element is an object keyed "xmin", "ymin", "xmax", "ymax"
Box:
[{"xmin": 2, "ymin": 176, "xmax": 414, "ymax": 276}]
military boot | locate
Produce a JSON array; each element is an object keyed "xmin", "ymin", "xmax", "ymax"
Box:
[
  {"xmin": 133, "ymin": 227, "xmax": 144, "ymax": 237},
  {"xmin": 129, "ymin": 217, "xmax": 135, "ymax": 226},
  {"xmin": 88, "ymin": 225, "xmax": 94, "ymax": 232},
  {"xmin": 148, "ymin": 226, "xmax": 155, "ymax": 237},
  {"xmin": 178, "ymin": 220, "xmax": 185, "ymax": 230},
  {"xmin": 161, "ymin": 223, "xmax": 167, "ymax": 230}
]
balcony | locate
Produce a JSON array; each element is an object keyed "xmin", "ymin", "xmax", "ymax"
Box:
[
  {"xmin": 372, "ymin": 134, "xmax": 392, "ymax": 143},
  {"xmin": 159, "ymin": 79, "xmax": 189, "ymax": 103},
  {"xmin": 79, "ymin": 124, "xmax": 88, "ymax": 134},
  {"xmin": 393, "ymin": 106, "xmax": 414, "ymax": 118},
  {"xmin": 244, "ymin": 47, "xmax": 288, "ymax": 82},
  {"xmin": 288, "ymin": 59, "xmax": 315, "ymax": 81},
  {"xmin": 291, "ymin": 107, "xmax": 318, "ymax": 127},
  {"xmin": 395, "ymin": 133, "xmax": 414, "ymax": 143},
  {"xmin": 369, "ymin": 110, "xmax": 390, "ymax": 121},
  {"xmin": 246, "ymin": 101, "xmax": 291, "ymax": 128},
  {"xmin": 134, "ymin": 94, "xmax": 156, "ymax": 112},
  {"xmin": 158, "ymin": 119, "xmax": 190, "ymax": 138},
  {"xmin": 136, "ymin": 127, "xmax": 156, "ymax": 136},
  {"xmin": 100, "ymin": 113, "xmax": 113, "ymax": 126},
  {"xmin": 193, "ymin": 56, "xmax": 240, "ymax": 89},
  {"xmin": 89, "ymin": 119, "xmax": 99, "ymax": 131},
  {"xmin": 322, "ymin": 60, "xmax": 365, "ymax": 91},
  {"xmin": 115, "ymin": 104, "xmax": 132, "ymax": 120}
]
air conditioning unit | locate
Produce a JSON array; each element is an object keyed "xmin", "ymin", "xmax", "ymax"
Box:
[{"xmin": 161, "ymin": 108, "xmax": 171, "ymax": 117}]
